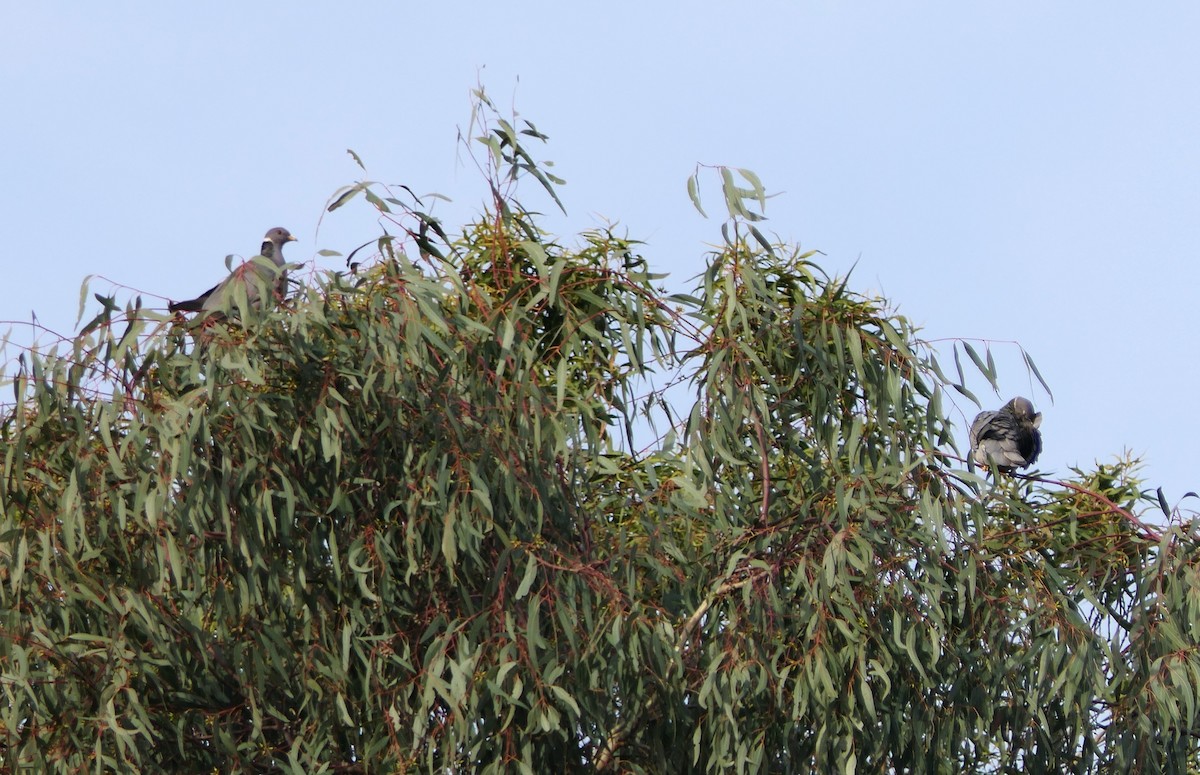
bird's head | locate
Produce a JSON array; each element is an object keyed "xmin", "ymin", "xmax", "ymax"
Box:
[
  {"xmin": 1005, "ymin": 396, "xmax": 1041, "ymax": 426},
  {"xmin": 260, "ymin": 227, "xmax": 298, "ymax": 260},
  {"xmin": 264, "ymin": 227, "xmax": 297, "ymax": 245}
]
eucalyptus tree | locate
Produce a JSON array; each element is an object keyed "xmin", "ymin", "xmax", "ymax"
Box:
[{"xmin": 1, "ymin": 92, "xmax": 1197, "ymax": 773}]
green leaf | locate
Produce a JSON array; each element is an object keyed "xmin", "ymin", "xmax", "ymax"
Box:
[
  {"xmin": 1157, "ymin": 487, "xmax": 1171, "ymax": 518},
  {"xmin": 327, "ymin": 180, "xmax": 375, "ymax": 212},
  {"xmin": 1022, "ymin": 349, "xmax": 1054, "ymax": 401},
  {"xmin": 687, "ymin": 173, "xmax": 708, "ymax": 218},
  {"xmin": 515, "ymin": 552, "xmax": 538, "ymax": 600},
  {"xmin": 962, "ymin": 341, "xmax": 995, "ymax": 387}
]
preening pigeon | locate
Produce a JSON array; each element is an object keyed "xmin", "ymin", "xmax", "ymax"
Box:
[
  {"xmin": 968, "ymin": 396, "xmax": 1043, "ymax": 471},
  {"xmin": 169, "ymin": 227, "xmax": 297, "ymax": 314}
]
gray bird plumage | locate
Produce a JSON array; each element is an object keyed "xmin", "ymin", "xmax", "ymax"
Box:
[
  {"xmin": 169, "ymin": 227, "xmax": 297, "ymax": 314},
  {"xmin": 969, "ymin": 396, "xmax": 1043, "ymax": 471}
]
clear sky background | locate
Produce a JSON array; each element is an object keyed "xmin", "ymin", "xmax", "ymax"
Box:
[{"xmin": 3, "ymin": 3, "xmax": 1198, "ymax": 510}]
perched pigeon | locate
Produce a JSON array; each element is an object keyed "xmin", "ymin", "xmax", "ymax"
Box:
[
  {"xmin": 968, "ymin": 396, "xmax": 1043, "ymax": 471},
  {"xmin": 169, "ymin": 227, "xmax": 297, "ymax": 314}
]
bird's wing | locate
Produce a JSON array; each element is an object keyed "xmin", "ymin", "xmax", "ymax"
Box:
[
  {"xmin": 968, "ymin": 411, "xmax": 996, "ymax": 451},
  {"xmin": 196, "ymin": 256, "xmax": 287, "ymax": 313},
  {"xmin": 975, "ymin": 436, "xmax": 1029, "ymax": 468},
  {"xmin": 1024, "ymin": 426, "xmax": 1043, "ymax": 466},
  {"xmin": 971, "ymin": 410, "xmax": 1037, "ymax": 468}
]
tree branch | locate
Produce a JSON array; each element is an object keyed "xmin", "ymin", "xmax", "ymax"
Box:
[{"xmin": 594, "ymin": 567, "xmax": 768, "ymax": 771}]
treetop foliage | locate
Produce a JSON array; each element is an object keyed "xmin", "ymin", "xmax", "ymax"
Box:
[{"xmin": 2, "ymin": 89, "xmax": 1199, "ymax": 773}]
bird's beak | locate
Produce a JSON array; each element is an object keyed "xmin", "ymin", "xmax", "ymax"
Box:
[{"xmin": 287, "ymin": 234, "xmax": 298, "ymax": 242}]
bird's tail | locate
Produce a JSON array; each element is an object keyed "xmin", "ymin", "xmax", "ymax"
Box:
[{"xmin": 168, "ymin": 299, "xmax": 205, "ymax": 313}]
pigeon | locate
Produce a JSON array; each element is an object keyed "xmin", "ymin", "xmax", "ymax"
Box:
[
  {"xmin": 169, "ymin": 227, "xmax": 297, "ymax": 314},
  {"xmin": 968, "ymin": 396, "xmax": 1043, "ymax": 472}
]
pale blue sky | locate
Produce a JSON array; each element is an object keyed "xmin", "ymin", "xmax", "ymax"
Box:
[{"xmin": 4, "ymin": 3, "xmax": 1199, "ymax": 507}]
